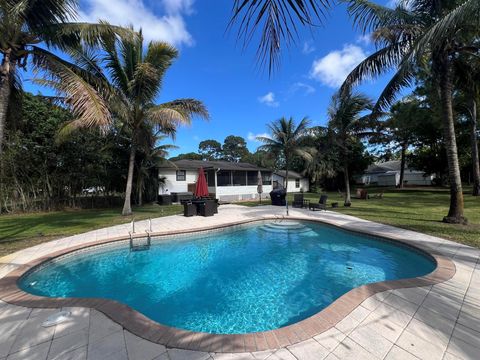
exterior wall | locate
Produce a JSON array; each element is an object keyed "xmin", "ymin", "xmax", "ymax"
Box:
[
  {"xmin": 216, "ymin": 185, "xmax": 273, "ymax": 201},
  {"xmin": 403, "ymin": 171, "xmax": 434, "ymax": 186},
  {"xmin": 377, "ymin": 173, "xmax": 399, "ymax": 186},
  {"xmin": 357, "ymin": 170, "xmax": 434, "ymax": 186},
  {"xmin": 158, "ymin": 169, "xmax": 198, "ymax": 194},
  {"xmin": 272, "ymin": 174, "xmax": 310, "ymax": 193}
]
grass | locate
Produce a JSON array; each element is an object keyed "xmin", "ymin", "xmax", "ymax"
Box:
[
  {"xmin": 240, "ymin": 187, "xmax": 480, "ymax": 248},
  {"xmin": 1, "ymin": 187, "xmax": 479, "ymax": 257},
  {"xmin": 0, "ymin": 204, "xmax": 182, "ymax": 257}
]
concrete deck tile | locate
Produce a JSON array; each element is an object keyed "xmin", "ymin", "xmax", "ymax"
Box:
[
  {"xmin": 313, "ymin": 327, "xmax": 346, "ymax": 352},
  {"xmin": 396, "ymin": 330, "xmax": 445, "ymax": 360},
  {"xmin": 383, "ymin": 293, "xmax": 420, "ymax": 316},
  {"xmin": 9, "ymin": 311, "xmax": 55, "ymax": 353},
  {"xmin": 392, "ymin": 287, "xmax": 429, "ymax": 305},
  {"xmin": 332, "ymin": 337, "xmax": 377, "ymax": 360},
  {"xmin": 53, "ymin": 308, "xmax": 90, "ymax": 339},
  {"xmin": 451, "ymin": 324, "xmax": 480, "ymax": 351},
  {"xmin": 267, "ymin": 349, "xmax": 297, "ymax": 360},
  {"xmin": 287, "ymin": 338, "xmax": 329, "ymax": 360},
  {"xmin": 87, "ymin": 311, "xmax": 122, "ymax": 344},
  {"xmin": 348, "ymin": 324, "xmax": 394, "ymax": 358},
  {"xmin": 251, "ymin": 350, "xmax": 274, "ymax": 360},
  {"xmin": 333, "ymin": 315, "xmax": 359, "ymax": 335},
  {"xmin": 358, "ymin": 311, "xmax": 405, "ymax": 343},
  {"xmin": 211, "ymin": 353, "xmax": 255, "ymax": 360},
  {"xmin": 124, "ymin": 330, "xmax": 166, "ymax": 360},
  {"xmin": 47, "ymin": 330, "xmax": 88, "ymax": 359},
  {"xmin": 384, "ymin": 345, "xmax": 419, "ymax": 360},
  {"xmin": 6, "ymin": 341, "xmax": 51, "ymax": 360},
  {"xmin": 87, "ymin": 330, "xmax": 126, "ymax": 359},
  {"xmin": 48, "ymin": 345, "xmax": 86, "ymax": 360},
  {"xmin": 446, "ymin": 336, "xmax": 480, "ymax": 360},
  {"xmin": 168, "ymin": 349, "xmax": 211, "ymax": 360}
]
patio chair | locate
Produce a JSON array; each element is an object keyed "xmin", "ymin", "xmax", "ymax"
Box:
[
  {"xmin": 183, "ymin": 202, "xmax": 197, "ymax": 217},
  {"xmin": 353, "ymin": 188, "xmax": 368, "ymax": 200},
  {"xmin": 292, "ymin": 194, "xmax": 304, "ymax": 208},
  {"xmin": 309, "ymin": 194, "xmax": 328, "ymax": 211},
  {"xmin": 198, "ymin": 200, "xmax": 216, "ymax": 217}
]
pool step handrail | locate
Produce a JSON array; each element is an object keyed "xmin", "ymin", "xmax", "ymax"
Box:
[{"xmin": 129, "ymin": 219, "xmax": 152, "ymax": 252}]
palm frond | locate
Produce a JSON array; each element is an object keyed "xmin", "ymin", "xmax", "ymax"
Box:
[{"xmin": 228, "ymin": 0, "xmax": 331, "ymax": 75}]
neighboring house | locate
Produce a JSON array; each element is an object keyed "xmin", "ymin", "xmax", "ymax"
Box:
[
  {"xmin": 272, "ymin": 170, "xmax": 310, "ymax": 193},
  {"xmin": 355, "ymin": 160, "xmax": 434, "ymax": 187},
  {"xmin": 157, "ymin": 160, "xmax": 274, "ymax": 202}
]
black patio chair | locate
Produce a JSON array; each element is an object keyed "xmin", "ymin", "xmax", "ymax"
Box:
[
  {"xmin": 292, "ymin": 193, "xmax": 304, "ymax": 208},
  {"xmin": 309, "ymin": 194, "xmax": 328, "ymax": 211},
  {"xmin": 183, "ymin": 202, "xmax": 197, "ymax": 217},
  {"xmin": 198, "ymin": 200, "xmax": 216, "ymax": 217}
]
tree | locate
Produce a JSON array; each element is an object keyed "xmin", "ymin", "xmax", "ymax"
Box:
[
  {"xmin": 229, "ymin": 0, "xmax": 332, "ymax": 73},
  {"xmin": 61, "ymin": 32, "xmax": 209, "ymax": 215},
  {"xmin": 222, "ymin": 135, "xmax": 250, "ymax": 162},
  {"xmin": 0, "ymin": 0, "xmax": 132, "ymax": 155},
  {"xmin": 378, "ymin": 97, "xmax": 428, "ymax": 188},
  {"xmin": 342, "ymin": 0, "xmax": 480, "ymax": 224},
  {"xmin": 257, "ymin": 117, "xmax": 312, "ymax": 215},
  {"xmin": 327, "ymin": 90, "xmax": 373, "ymax": 206},
  {"xmin": 198, "ymin": 139, "xmax": 222, "ymax": 160},
  {"xmin": 453, "ymin": 54, "xmax": 480, "ymax": 196},
  {"xmin": 169, "ymin": 152, "xmax": 203, "ymax": 161}
]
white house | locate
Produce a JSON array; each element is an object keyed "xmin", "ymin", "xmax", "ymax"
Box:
[
  {"xmin": 272, "ymin": 170, "xmax": 310, "ymax": 193},
  {"xmin": 158, "ymin": 160, "xmax": 273, "ymax": 202},
  {"xmin": 356, "ymin": 160, "xmax": 434, "ymax": 187},
  {"xmin": 157, "ymin": 160, "xmax": 310, "ymax": 202}
]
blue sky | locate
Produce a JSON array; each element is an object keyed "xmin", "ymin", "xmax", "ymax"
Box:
[{"xmin": 25, "ymin": 0, "xmax": 399, "ymax": 156}]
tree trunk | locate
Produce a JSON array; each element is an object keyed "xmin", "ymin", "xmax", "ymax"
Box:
[
  {"xmin": 343, "ymin": 164, "xmax": 351, "ymax": 206},
  {"xmin": 122, "ymin": 145, "xmax": 136, "ymax": 216},
  {"xmin": 470, "ymin": 99, "xmax": 480, "ymax": 196},
  {"xmin": 438, "ymin": 58, "xmax": 467, "ymax": 224},
  {"xmin": 285, "ymin": 165, "xmax": 289, "ymax": 216},
  {"xmin": 399, "ymin": 142, "xmax": 407, "ymax": 189},
  {"xmin": 0, "ymin": 70, "xmax": 11, "ymax": 157}
]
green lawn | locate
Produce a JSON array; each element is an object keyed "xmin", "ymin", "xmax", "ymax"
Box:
[
  {"xmin": 0, "ymin": 204, "xmax": 182, "ymax": 257},
  {"xmin": 1, "ymin": 188, "xmax": 479, "ymax": 258},
  {"xmin": 258, "ymin": 188, "xmax": 479, "ymax": 248}
]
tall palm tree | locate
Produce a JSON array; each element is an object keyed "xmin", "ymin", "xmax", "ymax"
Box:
[
  {"xmin": 341, "ymin": 0, "xmax": 479, "ymax": 224},
  {"xmin": 327, "ymin": 89, "xmax": 373, "ymax": 206},
  {"xmin": 257, "ymin": 117, "xmax": 312, "ymax": 215},
  {"xmin": 453, "ymin": 54, "xmax": 480, "ymax": 196},
  {"xmin": 58, "ymin": 33, "xmax": 209, "ymax": 215},
  {"xmin": 229, "ymin": 0, "xmax": 332, "ymax": 74},
  {"xmin": 0, "ymin": 0, "xmax": 132, "ymax": 155}
]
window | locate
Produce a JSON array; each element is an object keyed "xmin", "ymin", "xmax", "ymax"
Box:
[
  {"xmin": 233, "ymin": 171, "xmax": 247, "ymax": 186},
  {"xmin": 217, "ymin": 170, "xmax": 232, "ymax": 186},
  {"xmin": 206, "ymin": 170, "xmax": 215, "ymax": 187},
  {"xmin": 295, "ymin": 179, "xmax": 300, "ymax": 188},
  {"xmin": 247, "ymin": 171, "xmax": 258, "ymax": 185},
  {"xmin": 176, "ymin": 170, "xmax": 186, "ymax": 181},
  {"xmin": 262, "ymin": 172, "xmax": 272, "ymax": 185}
]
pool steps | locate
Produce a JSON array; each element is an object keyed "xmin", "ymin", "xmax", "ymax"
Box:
[{"xmin": 259, "ymin": 221, "xmax": 312, "ymax": 233}]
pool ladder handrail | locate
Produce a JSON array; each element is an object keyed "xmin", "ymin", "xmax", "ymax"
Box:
[{"xmin": 129, "ymin": 219, "xmax": 152, "ymax": 251}]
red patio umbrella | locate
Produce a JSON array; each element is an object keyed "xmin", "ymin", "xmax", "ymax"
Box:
[{"xmin": 195, "ymin": 167, "xmax": 209, "ymax": 198}]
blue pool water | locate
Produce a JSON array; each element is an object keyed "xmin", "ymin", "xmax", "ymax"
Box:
[{"xmin": 20, "ymin": 221, "xmax": 435, "ymax": 334}]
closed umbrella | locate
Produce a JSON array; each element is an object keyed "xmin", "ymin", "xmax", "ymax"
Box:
[
  {"xmin": 257, "ymin": 170, "xmax": 263, "ymax": 204},
  {"xmin": 195, "ymin": 167, "xmax": 209, "ymax": 198}
]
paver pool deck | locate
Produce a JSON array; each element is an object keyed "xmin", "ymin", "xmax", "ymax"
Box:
[{"xmin": 0, "ymin": 204, "xmax": 479, "ymax": 360}]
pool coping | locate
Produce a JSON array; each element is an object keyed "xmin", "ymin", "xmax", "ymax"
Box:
[{"xmin": 0, "ymin": 216, "xmax": 456, "ymax": 353}]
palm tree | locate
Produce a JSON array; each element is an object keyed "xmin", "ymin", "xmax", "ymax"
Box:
[
  {"xmin": 58, "ymin": 33, "xmax": 209, "ymax": 215},
  {"xmin": 453, "ymin": 55, "xmax": 480, "ymax": 196},
  {"xmin": 257, "ymin": 117, "xmax": 312, "ymax": 215},
  {"xmin": 0, "ymin": 0, "xmax": 133, "ymax": 155},
  {"xmin": 327, "ymin": 89, "xmax": 373, "ymax": 206},
  {"xmin": 341, "ymin": 0, "xmax": 479, "ymax": 224},
  {"xmin": 229, "ymin": 0, "xmax": 332, "ymax": 74}
]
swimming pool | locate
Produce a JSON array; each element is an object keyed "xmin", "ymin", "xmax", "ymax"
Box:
[{"xmin": 19, "ymin": 221, "xmax": 436, "ymax": 334}]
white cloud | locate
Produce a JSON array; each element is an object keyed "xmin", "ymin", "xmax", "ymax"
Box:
[
  {"xmin": 291, "ymin": 82, "xmax": 316, "ymax": 95},
  {"xmin": 310, "ymin": 44, "xmax": 367, "ymax": 88},
  {"xmin": 247, "ymin": 132, "xmax": 270, "ymax": 142},
  {"xmin": 79, "ymin": 0, "xmax": 194, "ymax": 45},
  {"xmin": 302, "ymin": 41, "xmax": 315, "ymax": 55},
  {"xmin": 258, "ymin": 92, "xmax": 279, "ymax": 107},
  {"xmin": 356, "ymin": 34, "xmax": 372, "ymax": 46}
]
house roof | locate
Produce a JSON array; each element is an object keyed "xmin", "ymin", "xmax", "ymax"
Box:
[
  {"xmin": 273, "ymin": 170, "xmax": 304, "ymax": 179},
  {"xmin": 365, "ymin": 160, "xmax": 404, "ymax": 173},
  {"xmin": 157, "ymin": 159, "xmax": 270, "ymax": 172}
]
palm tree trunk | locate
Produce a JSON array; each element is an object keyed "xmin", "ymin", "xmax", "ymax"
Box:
[
  {"xmin": 438, "ymin": 59, "xmax": 467, "ymax": 224},
  {"xmin": 285, "ymin": 166, "xmax": 289, "ymax": 216},
  {"xmin": 470, "ymin": 98, "xmax": 480, "ymax": 196},
  {"xmin": 399, "ymin": 142, "xmax": 407, "ymax": 189},
  {"xmin": 344, "ymin": 164, "xmax": 351, "ymax": 206},
  {"xmin": 122, "ymin": 145, "xmax": 136, "ymax": 216},
  {"xmin": 0, "ymin": 54, "xmax": 12, "ymax": 156}
]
